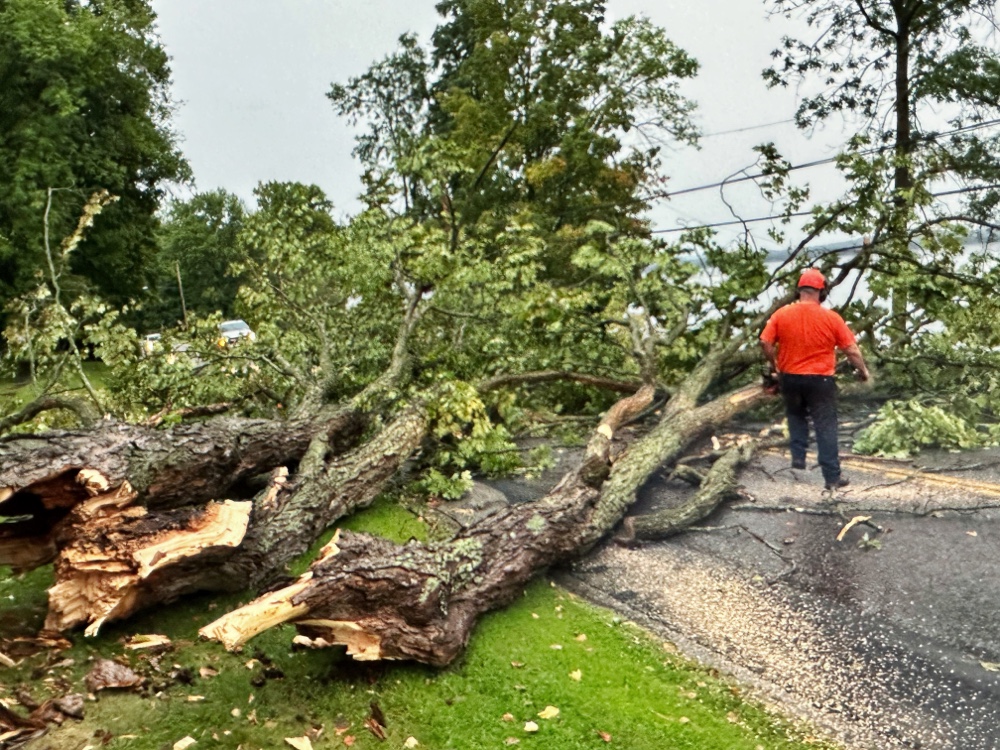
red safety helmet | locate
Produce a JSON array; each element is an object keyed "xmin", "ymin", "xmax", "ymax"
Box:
[{"xmin": 797, "ymin": 268, "xmax": 826, "ymax": 290}]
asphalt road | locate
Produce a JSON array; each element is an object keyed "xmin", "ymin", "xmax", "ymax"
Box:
[{"xmin": 557, "ymin": 448, "xmax": 1000, "ymax": 750}]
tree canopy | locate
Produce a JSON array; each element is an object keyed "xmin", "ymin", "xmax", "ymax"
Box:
[
  {"xmin": 0, "ymin": 0, "xmax": 188, "ymax": 318},
  {"xmin": 765, "ymin": 0, "xmax": 1000, "ymax": 201},
  {"xmin": 324, "ymin": 1, "xmax": 716, "ymax": 415},
  {"xmin": 6, "ymin": 0, "xmax": 1000, "ymax": 454},
  {"xmin": 331, "ymin": 0, "xmax": 698, "ymax": 237},
  {"xmin": 145, "ymin": 189, "xmax": 247, "ymax": 332}
]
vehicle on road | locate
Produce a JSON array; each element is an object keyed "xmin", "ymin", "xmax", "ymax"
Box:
[
  {"xmin": 217, "ymin": 319, "xmax": 255, "ymax": 348},
  {"xmin": 140, "ymin": 333, "xmax": 197, "ymax": 361}
]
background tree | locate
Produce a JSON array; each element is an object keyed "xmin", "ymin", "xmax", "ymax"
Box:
[
  {"xmin": 142, "ymin": 190, "xmax": 247, "ymax": 332},
  {"xmin": 0, "ymin": 0, "xmax": 188, "ymax": 322},
  {"xmin": 768, "ymin": 1, "xmax": 999, "ymax": 178},
  {"xmin": 329, "ymin": 0, "xmax": 703, "ymax": 418},
  {"xmin": 428, "ymin": 0, "xmax": 698, "ymax": 230},
  {"xmin": 331, "ymin": 1, "xmax": 698, "ymax": 237}
]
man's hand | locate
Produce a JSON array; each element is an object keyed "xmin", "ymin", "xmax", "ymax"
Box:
[
  {"xmin": 761, "ymin": 366, "xmax": 780, "ymax": 394},
  {"xmin": 842, "ymin": 343, "xmax": 870, "ymax": 384}
]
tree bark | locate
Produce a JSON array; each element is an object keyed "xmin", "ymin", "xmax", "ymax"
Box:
[
  {"xmin": 479, "ymin": 371, "xmax": 643, "ymax": 394},
  {"xmin": 200, "ymin": 383, "xmax": 774, "ymax": 666},
  {"xmin": 0, "ymin": 407, "xmax": 366, "ymax": 509},
  {"xmin": 0, "ymin": 405, "xmax": 366, "ymax": 573},
  {"xmin": 617, "ymin": 440, "xmax": 760, "ymax": 543},
  {"xmin": 37, "ymin": 403, "xmax": 431, "ymax": 635}
]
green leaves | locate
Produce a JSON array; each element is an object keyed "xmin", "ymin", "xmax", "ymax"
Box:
[
  {"xmin": 145, "ymin": 190, "xmax": 247, "ymax": 330},
  {"xmin": 854, "ymin": 399, "xmax": 993, "ymax": 457},
  {"xmin": 0, "ymin": 0, "xmax": 188, "ymax": 315},
  {"xmin": 335, "ymin": 0, "xmax": 699, "ymax": 238}
]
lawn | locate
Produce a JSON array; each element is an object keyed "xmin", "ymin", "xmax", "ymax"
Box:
[
  {"xmin": 0, "ymin": 499, "xmax": 838, "ymax": 750},
  {"xmin": 0, "ymin": 361, "xmax": 108, "ymax": 406}
]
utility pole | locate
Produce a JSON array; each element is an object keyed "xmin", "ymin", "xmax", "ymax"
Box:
[{"xmin": 175, "ymin": 260, "xmax": 188, "ymax": 328}]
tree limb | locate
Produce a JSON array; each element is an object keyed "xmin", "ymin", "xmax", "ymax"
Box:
[{"xmin": 616, "ymin": 439, "xmax": 760, "ymax": 543}]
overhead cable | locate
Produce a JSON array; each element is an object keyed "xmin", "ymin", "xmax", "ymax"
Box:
[
  {"xmin": 666, "ymin": 118, "xmax": 1000, "ymax": 199},
  {"xmin": 651, "ymin": 182, "xmax": 1000, "ymax": 234},
  {"xmin": 699, "ymin": 118, "xmax": 796, "ymax": 138}
]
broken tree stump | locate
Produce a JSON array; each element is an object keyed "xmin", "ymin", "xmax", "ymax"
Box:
[{"xmin": 0, "ymin": 407, "xmax": 367, "ymax": 573}]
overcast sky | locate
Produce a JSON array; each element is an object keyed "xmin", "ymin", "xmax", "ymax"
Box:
[{"xmin": 152, "ymin": 1, "xmax": 851, "ymax": 245}]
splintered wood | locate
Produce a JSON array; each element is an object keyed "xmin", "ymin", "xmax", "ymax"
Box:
[
  {"xmin": 295, "ymin": 620, "xmax": 384, "ymax": 661},
  {"xmin": 44, "ymin": 484, "xmax": 252, "ymax": 635},
  {"xmin": 0, "ymin": 470, "xmax": 116, "ymax": 570},
  {"xmin": 199, "ymin": 578, "xmax": 312, "ymax": 650},
  {"xmin": 76, "ymin": 469, "xmax": 111, "ymax": 496},
  {"xmin": 199, "ymin": 528, "xmax": 389, "ymax": 658},
  {"xmin": 201, "ymin": 582, "xmax": 385, "ymax": 661},
  {"xmin": 132, "ymin": 501, "xmax": 251, "ymax": 578}
]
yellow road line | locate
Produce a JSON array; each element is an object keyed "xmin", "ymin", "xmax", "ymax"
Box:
[{"xmin": 765, "ymin": 449, "xmax": 1000, "ymax": 498}]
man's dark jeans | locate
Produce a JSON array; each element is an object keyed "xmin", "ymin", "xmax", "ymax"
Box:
[{"xmin": 779, "ymin": 373, "xmax": 840, "ymax": 485}]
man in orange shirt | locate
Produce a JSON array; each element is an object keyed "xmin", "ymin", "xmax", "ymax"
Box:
[{"xmin": 760, "ymin": 269, "xmax": 870, "ymax": 490}]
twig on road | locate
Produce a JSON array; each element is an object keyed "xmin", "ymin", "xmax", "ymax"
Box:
[{"xmin": 686, "ymin": 523, "xmax": 797, "ymax": 584}]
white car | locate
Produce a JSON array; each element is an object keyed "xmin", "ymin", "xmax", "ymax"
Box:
[
  {"xmin": 141, "ymin": 333, "xmax": 196, "ymax": 360},
  {"xmin": 217, "ymin": 319, "xmax": 256, "ymax": 347}
]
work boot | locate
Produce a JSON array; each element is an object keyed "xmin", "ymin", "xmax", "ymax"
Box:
[
  {"xmin": 791, "ymin": 458, "xmax": 806, "ymax": 470},
  {"xmin": 824, "ymin": 476, "xmax": 850, "ymax": 491}
]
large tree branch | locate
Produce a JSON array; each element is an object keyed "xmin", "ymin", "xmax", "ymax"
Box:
[
  {"xmin": 39, "ymin": 400, "xmax": 432, "ymax": 634},
  {"xmin": 617, "ymin": 438, "xmax": 779, "ymax": 543},
  {"xmin": 854, "ymin": 0, "xmax": 897, "ymax": 39},
  {"xmin": 0, "ymin": 404, "xmax": 368, "ymax": 532},
  {"xmin": 200, "ymin": 381, "xmax": 778, "ymax": 665}
]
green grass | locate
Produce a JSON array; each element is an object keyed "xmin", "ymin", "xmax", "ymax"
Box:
[
  {"xmin": 0, "ymin": 360, "xmax": 108, "ymax": 405},
  {"xmin": 0, "ymin": 564, "xmax": 53, "ymax": 638},
  {"xmin": 0, "ymin": 501, "xmax": 838, "ymax": 750}
]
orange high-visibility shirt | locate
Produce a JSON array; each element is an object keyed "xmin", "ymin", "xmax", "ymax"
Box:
[{"xmin": 760, "ymin": 300, "xmax": 856, "ymax": 376}]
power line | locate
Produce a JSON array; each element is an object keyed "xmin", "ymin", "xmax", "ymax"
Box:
[
  {"xmin": 651, "ymin": 182, "xmax": 1000, "ymax": 235},
  {"xmin": 667, "ymin": 156, "xmax": 836, "ymax": 198},
  {"xmin": 666, "ymin": 118, "xmax": 1000, "ymax": 200},
  {"xmin": 700, "ymin": 118, "xmax": 796, "ymax": 138},
  {"xmin": 934, "ymin": 183, "xmax": 1000, "ymax": 198},
  {"xmin": 652, "ymin": 211, "xmax": 813, "ymax": 233}
]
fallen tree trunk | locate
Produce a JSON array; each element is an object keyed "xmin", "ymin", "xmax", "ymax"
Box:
[
  {"xmin": 0, "ymin": 407, "xmax": 366, "ymax": 512},
  {"xmin": 4, "ymin": 368, "xmax": 652, "ymax": 634},
  {"xmin": 201, "ymin": 381, "xmax": 774, "ymax": 666},
  {"xmin": 39, "ymin": 402, "xmax": 432, "ymax": 634},
  {"xmin": 0, "ymin": 405, "xmax": 368, "ymax": 573}
]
